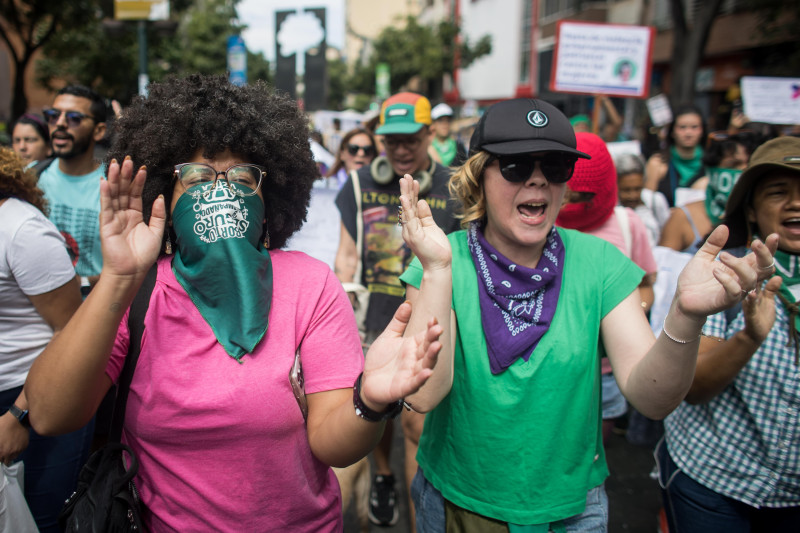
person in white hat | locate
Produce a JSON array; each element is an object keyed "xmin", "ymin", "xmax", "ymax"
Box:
[{"xmin": 429, "ymin": 103, "xmax": 467, "ymax": 167}]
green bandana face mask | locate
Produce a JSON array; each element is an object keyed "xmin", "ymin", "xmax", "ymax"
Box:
[
  {"xmin": 171, "ymin": 181, "xmax": 272, "ymax": 361},
  {"xmin": 704, "ymin": 167, "xmax": 742, "ymax": 225}
]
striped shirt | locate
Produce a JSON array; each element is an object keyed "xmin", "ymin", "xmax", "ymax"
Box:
[{"xmin": 664, "ymin": 293, "xmax": 800, "ymax": 508}]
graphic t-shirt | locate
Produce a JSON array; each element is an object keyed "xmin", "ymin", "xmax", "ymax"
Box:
[
  {"xmin": 335, "ymin": 162, "xmax": 460, "ymax": 331},
  {"xmin": 37, "ymin": 161, "xmax": 106, "ymax": 276}
]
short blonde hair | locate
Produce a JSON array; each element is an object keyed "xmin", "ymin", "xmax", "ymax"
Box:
[{"xmin": 448, "ymin": 151, "xmax": 492, "ymax": 228}]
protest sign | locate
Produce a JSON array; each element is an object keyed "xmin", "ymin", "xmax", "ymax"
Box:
[
  {"xmin": 551, "ymin": 21, "xmax": 654, "ymax": 99},
  {"xmin": 741, "ymin": 76, "xmax": 800, "ymax": 125}
]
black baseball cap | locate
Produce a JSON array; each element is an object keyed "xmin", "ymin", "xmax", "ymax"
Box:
[{"xmin": 469, "ymin": 98, "xmax": 590, "ymax": 159}]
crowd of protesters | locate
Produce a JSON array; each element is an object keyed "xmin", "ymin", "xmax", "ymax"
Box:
[{"xmin": 1, "ymin": 77, "xmax": 798, "ymax": 533}]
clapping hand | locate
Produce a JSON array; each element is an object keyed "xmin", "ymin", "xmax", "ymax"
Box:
[
  {"xmin": 675, "ymin": 225, "xmax": 779, "ymax": 321},
  {"xmin": 100, "ymin": 157, "xmax": 166, "ymax": 281},
  {"xmin": 398, "ymin": 174, "xmax": 451, "ymax": 272},
  {"xmin": 361, "ymin": 302, "xmax": 442, "ymax": 408}
]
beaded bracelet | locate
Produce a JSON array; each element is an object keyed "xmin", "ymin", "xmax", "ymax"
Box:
[
  {"xmin": 352, "ymin": 373, "xmax": 404, "ymax": 422},
  {"xmin": 662, "ymin": 322, "xmax": 701, "ymax": 344}
]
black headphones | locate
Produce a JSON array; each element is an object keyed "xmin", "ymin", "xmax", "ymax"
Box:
[{"xmin": 370, "ymin": 156, "xmax": 434, "ymax": 195}]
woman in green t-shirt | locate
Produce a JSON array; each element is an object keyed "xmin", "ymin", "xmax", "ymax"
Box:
[{"xmin": 396, "ymin": 98, "xmax": 778, "ymax": 532}]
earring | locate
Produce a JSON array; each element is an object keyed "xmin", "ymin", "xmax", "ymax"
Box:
[
  {"xmin": 263, "ymin": 228, "xmax": 270, "ymax": 249},
  {"xmin": 165, "ymin": 235, "xmax": 173, "ymax": 255}
]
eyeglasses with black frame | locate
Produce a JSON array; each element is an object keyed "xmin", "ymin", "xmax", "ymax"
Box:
[
  {"xmin": 346, "ymin": 143, "xmax": 376, "ymax": 157},
  {"xmin": 173, "ymin": 163, "xmax": 265, "ymax": 197},
  {"xmin": 383, "ymin": 133, "xmax": 425, "ymax": 151},
  {"xmin": 42, "ymin": 108, "xmax": 95, "ymax": 128},
  {"xmin": 488, "ymin": 153, "xmax": 577, "ymax": 184}
]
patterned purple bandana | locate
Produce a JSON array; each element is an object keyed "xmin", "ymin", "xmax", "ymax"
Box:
[{"xmin": 468, "ymin": 222, "xmax": 565, "ymax": 374}]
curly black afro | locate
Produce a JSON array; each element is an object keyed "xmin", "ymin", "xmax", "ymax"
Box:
[{"xmin": 106, "ymin": 74, "xmax": 319, "ymax": 250}]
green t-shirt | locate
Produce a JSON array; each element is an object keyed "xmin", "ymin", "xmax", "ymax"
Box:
[{"xmin": 400, "ymin": 228, "xmax": 643, "ymax": 525}]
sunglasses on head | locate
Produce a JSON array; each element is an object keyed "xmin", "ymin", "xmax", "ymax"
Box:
[
  {"xmin": 489, "ymin": 153, "xmax": 576, "ymax": 184},
  {"xmin": 42, "ymin": 108, "xmax": 94, "ymax": 128},
  {"xmin": 346, "ymin": 143, "xmax": 376, "ymax": 157}
]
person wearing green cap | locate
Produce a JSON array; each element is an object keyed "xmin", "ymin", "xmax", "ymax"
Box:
[
  {"xmin": 659, "ymin": 136, "xmax": 800, "ymax": 532},
  {"xmin": 335, "ymin": 91, "xmax": 461, "ymax": 527}
]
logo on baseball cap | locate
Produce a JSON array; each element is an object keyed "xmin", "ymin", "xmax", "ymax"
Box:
[
  {"xmin": 375, "ymin": 92, "xmax": 432, "ymax": 135},
  {"xmin": 470, "ymin": 98, "xmax": 590, "ymax": 159}
]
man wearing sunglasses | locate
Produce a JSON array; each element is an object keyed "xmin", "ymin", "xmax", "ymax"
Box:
[
  {"xmin": 35, "ymin": 85, "xmax": 108, "ymax": 294},
  {"xmin": 334, "ymin": 92, "xmax": 460, "ymax": 528}
]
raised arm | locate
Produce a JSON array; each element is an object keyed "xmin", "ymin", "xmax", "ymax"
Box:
[
  {"xmin": 397, "ymin": 175, "xmax": 454, "ymax": 411},
  {"xmin": 602, "ymin": 226, "xmax": 778, "ymax": 419},
  {"xmin": 25, "ymin": 158, "xmax": 166, "ymax": 435}
]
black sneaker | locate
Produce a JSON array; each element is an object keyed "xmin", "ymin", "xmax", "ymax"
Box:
[{"xmin": 368, "ymin": 474, "xmax": 399, "ymax": 526}]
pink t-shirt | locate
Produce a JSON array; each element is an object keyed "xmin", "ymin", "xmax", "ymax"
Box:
[
  {"xmin": 589, "ymin": 207, "xmax": 657, "ymax": 375},
  {"xmin": 107, "ymin": 251, "xmax": 363, "ymax": 532},
  {"xmin": 587, "ymin": 207, "xmax": 657, "ymax": 275}
]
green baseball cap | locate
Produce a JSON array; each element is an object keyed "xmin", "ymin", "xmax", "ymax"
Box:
[{"xmin": 375, "ymin": 92, "xmax": 432, "ymax": 135}]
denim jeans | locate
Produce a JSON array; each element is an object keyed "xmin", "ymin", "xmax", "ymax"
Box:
[
  {"xmin": 1, "ymin": 385, "xmax": 95, "ymax": 533},
  {"xmin": 656, "ymin": 437, "xmax": 800, "ymax": 533},
  {"xmin": 411, "ymin": 467, "xmax": 608, "ymax": 532}
]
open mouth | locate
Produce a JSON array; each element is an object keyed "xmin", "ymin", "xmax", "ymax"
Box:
[
  {"xmin": 518, "ymin": 202, "xmax": 546, "ymax": 220},
  {"xmin": 783, "ymin": 217, "xmax": 800, "ymax": 231}
]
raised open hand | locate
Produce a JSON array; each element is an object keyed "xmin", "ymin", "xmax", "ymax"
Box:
[
  {"xmin": 399, "ymin": 174, "xmax": 451, "ymax": 272},
  {"xmin": 99, "ymin": 157, "xmax": 166, "ymax": 280},
  {"xmin": 360, "ymin": 301, "xmax": 442, "ymax": 407},
  {"xmin": 675, "ymin": 225, "xmax": 779, "ymax": 321}
]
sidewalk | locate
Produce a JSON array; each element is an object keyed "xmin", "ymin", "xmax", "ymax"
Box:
[{"xmin": 345, "ymin": 420, "xmax": 663, "ymax": 533}]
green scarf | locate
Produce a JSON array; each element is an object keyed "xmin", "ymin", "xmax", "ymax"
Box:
[
  {"xmin": 171, "ymin": 181, "xmax": 272, "ymax": 361},
  {"xmin": 704, "ymin": 167, "xmax": 742, "ymax": 225},
  {"xmin": 773, "ymin": 248, "xmax": 800, "ymax": 366},
  {"xmin": 433, "ymin": 137, "xmax": 458, "ymax": 167},
  {"xmin": 670, "ymin": 145, "xmax": 704, "ymax": 187}
]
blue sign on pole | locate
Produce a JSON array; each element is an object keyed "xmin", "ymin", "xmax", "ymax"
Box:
[{"xmin": 228, "ymin": 35, "xmax": 247, "ymax": 86}]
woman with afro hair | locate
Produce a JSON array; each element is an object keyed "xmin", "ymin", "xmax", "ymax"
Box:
[{"xmin": 24, "ymin": 74, "xmax": 445, "ymax": 531}]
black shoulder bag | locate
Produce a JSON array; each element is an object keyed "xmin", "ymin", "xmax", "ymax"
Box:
[{"xmin": 59, "ymin": 265, "xmax": 157, "ymax": 533}]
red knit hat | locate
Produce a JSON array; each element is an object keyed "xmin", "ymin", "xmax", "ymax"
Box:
[{"xmin": 556, "ymin": 132, "xmax": 618, "ymax": 231}]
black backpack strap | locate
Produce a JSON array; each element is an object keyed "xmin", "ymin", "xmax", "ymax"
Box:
[
  {"xmin": 32, "ymin": 156, "xmax": 55, "ymax": 177},
  {"xmin": 109, "ymin": 264, "xmax": 158, "ymax": 443}
]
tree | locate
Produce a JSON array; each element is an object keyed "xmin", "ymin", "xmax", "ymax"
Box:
[
  {"xmin": 347, "ymin": 16, "xmax": 491, "ymax": 107},
  {"xmin": 32, "ymin": 0, "xmax": 270, "ymax": 106},
  {"xmin": 667, "ymin": 0, "xmax": 725, "ymax": 106},
  {"xmin": 742, "ymin": 0, "xmax": 800, "ymax": 77},
  {"xmin": 0, "ymin": 0, "xmax": 101, "ymax": 119}
]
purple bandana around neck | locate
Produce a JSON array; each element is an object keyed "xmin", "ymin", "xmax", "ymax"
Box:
[{"xmin": 468, "ymin": 222, "xmax": 565, "ymax": 374}]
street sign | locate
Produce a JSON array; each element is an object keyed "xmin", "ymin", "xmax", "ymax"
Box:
[
  {"xmin": 115, "ymin": 0, "xmax": 169, "ymax": 21},
  {"xmin": 376, "ymin": 63, "xmax": 390, "ymax": 102}
]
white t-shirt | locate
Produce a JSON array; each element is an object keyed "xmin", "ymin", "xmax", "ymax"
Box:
[{"xmin": 0, "ymin": 198, "xmax": 76, "ymax": 390}]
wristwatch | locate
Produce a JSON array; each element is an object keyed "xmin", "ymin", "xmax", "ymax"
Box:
[
  {"xmin": 352, "ymin": 373, "xmax": 404, "ymax": 422},
  {"xmin": 8, "ymin": 404, "xmax": 30, "ymax": 428}
]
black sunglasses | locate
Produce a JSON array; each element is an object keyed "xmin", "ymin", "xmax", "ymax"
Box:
[
  {"xmin": 43, "ymin": 108, "xmax": 95, "ymax": 128},
  {"xmin": 489, "ymin": 153, "xmax": 576, "ymax": 184},
  {"xmin": 346, "ymin": 143, "xmax": 376, "ymax": 157}
]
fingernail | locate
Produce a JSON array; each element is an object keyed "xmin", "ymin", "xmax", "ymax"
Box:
[
  {"xmin": 111, "ymin": 158, "xmax": 118, "ymax": 165},
  {"xmin": 124, "ymin": 155, "xmax": 132, "ymax": 161},
  {"xmin": 139, "ymin": 165, "xmax": 147, "ymax": 171}
]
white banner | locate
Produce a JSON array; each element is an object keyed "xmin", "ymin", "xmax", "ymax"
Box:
[
  {"xmin": 551, "ymin": 21, "xmax": 654, "ymax": 99},
  {"xmin": 741, "ymin": 76, "xmax": 800, "ymax": 125}
]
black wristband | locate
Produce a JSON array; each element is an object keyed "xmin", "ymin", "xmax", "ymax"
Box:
[
  {"xmin": 352, "ymin": 373, "xmax": 403, "ymax": 422},
  {"xmin": 8, "ymin": 404, "xmax": 30, "ymax": 428}
]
